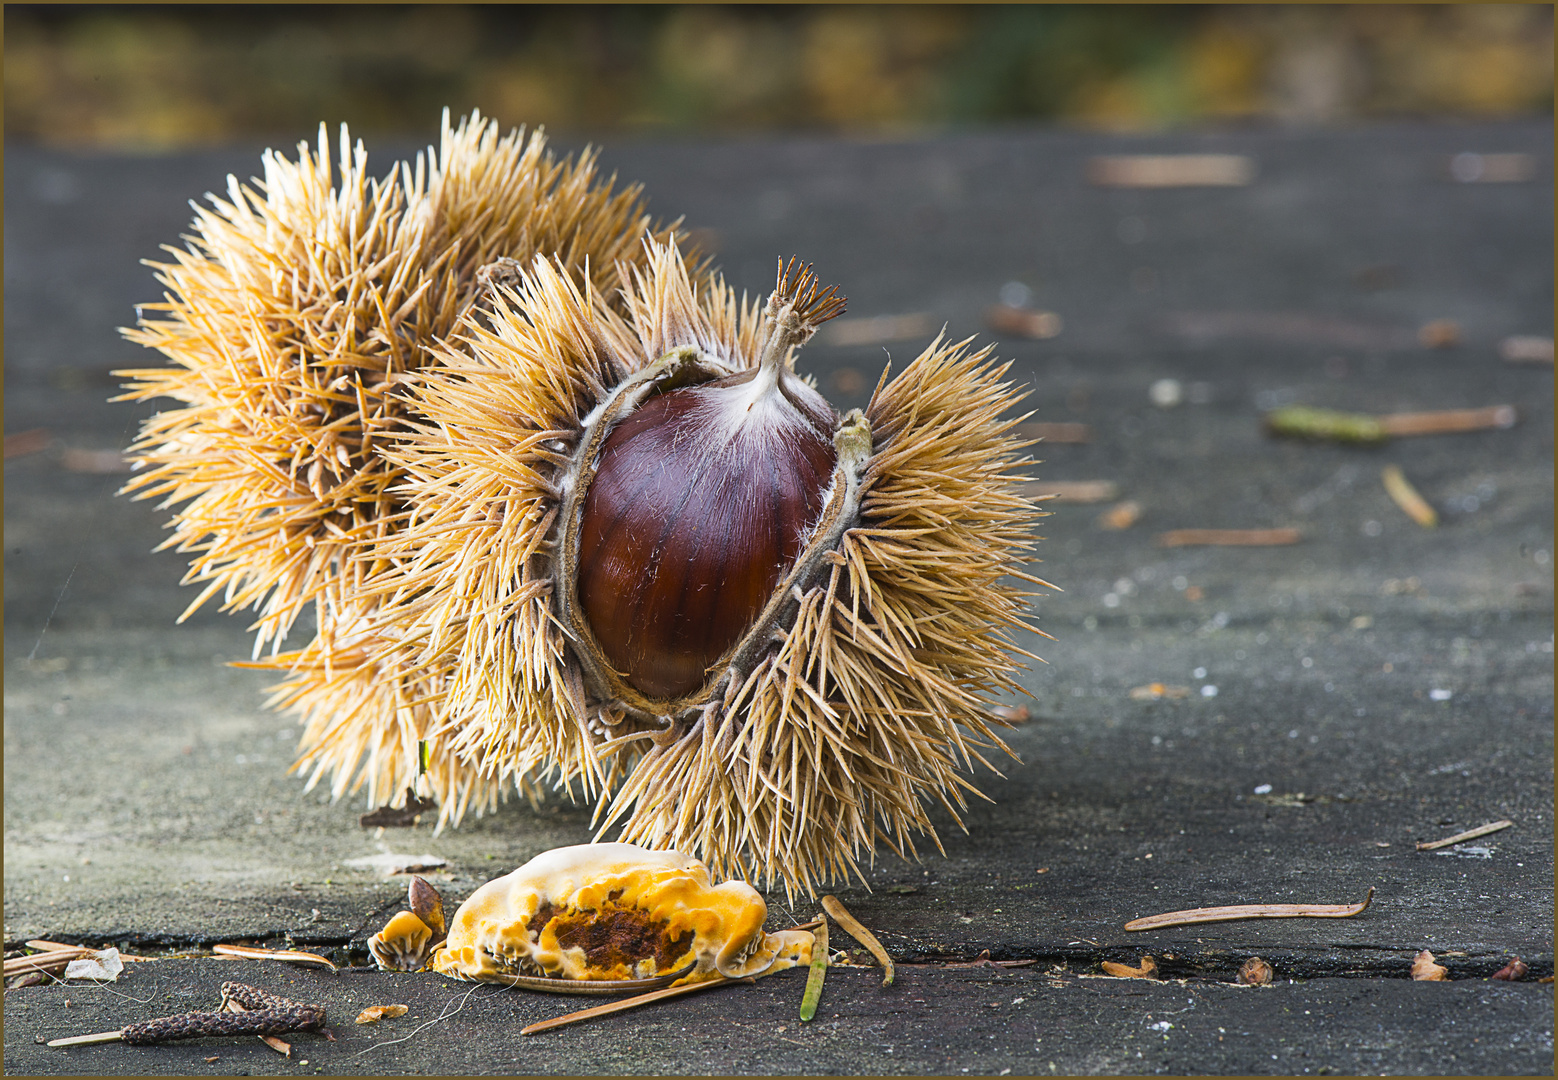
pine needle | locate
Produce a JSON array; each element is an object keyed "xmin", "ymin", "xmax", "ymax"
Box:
[{"xmin": 820, "ymin": 895, "xmax": 894, "ymax": 986}]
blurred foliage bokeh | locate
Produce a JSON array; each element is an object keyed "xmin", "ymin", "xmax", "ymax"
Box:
[{"xmin": 5, "ymin": 4, "xmax": 1552, "ymax": 150}]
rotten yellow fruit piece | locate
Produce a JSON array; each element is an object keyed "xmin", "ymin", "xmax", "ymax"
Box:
[
  {"xmin": 432, "ymin": 844, "xmax": 812, "ymax": 986},
  {"xmin": 369, "ymin": 911, "xmax": 438, "ymax": 972}
]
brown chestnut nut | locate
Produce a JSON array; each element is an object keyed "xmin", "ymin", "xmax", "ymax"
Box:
[{"xmin": 576, "ymin": 370, "xmax": 837, "ymax": 701}]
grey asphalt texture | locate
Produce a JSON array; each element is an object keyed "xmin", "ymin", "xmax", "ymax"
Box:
[{"xmin": 4, "ymin": 119, "xmax": 1553, "ymax": 1075}]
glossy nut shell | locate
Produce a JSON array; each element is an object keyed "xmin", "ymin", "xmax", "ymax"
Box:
[{"xmin": 576, "ymin": 378, "xmax": 836, "ymax": 701}]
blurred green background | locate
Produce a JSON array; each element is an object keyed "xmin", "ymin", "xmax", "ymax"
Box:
[{"xmin": 5, "ymin": 3, "xmax": 1553, "ymax": 149}]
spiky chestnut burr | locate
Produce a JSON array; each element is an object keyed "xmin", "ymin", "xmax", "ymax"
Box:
[
  {"xmin": 115, "ymin": 110, "xmax": 682, "ymax": 821},
  {"xmin": 372, "ymin": 239, "xmax": 1049, "ymax": 896}
]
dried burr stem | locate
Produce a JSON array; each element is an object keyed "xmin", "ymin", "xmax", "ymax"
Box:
[
  {"xmin": 117, "ymin": 109, "xmax": 683, "ymax": 823},
  {"xmin": 370, "ymin": 239, "xmax": 1047, "ymax": 896}
]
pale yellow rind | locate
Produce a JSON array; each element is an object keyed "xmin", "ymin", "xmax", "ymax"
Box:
[{"xmin": 432, "ymin": 843, "xmax": 808, "ymax": 986}]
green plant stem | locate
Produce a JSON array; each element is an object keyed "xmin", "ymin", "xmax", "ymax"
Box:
[{"xmin": 799, "ymin": 914, "xmax": 828, "ymax": 1021}]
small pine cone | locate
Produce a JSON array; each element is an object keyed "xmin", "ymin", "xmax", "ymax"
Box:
[
  {"xmin": 220, "ymin": 981, "xmax": 308, "ymax": 1012},
  {"xmin": 122, "ymin": 1003, "xmax": 326, "ymax": 1045}
]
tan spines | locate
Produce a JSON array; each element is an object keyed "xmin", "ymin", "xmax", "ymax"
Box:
[
  {"xmin": 357, "ymin": 245, "xmax": 765, "ymax": 810},
  {"xmin": 621, "ymin": 238, "xmax": 765, "ymax": 367},
  {"xmin": 418, "ymin": 109, "xmax": 671, "ymax": 325},
  {"xmin": 599, "ymin": 334, "xmax": 1046, "ymax": 898},
  {"xmin": 118, "ymin": 111, "xmax": 676, "ymax": 815},
  {"xmin": 771, "ymin": 257, "xmax": 847, "ymax": 329},
  {"xmin": 118, "ymin": 123, "xmax": 429, "ymax": 647},
  {"xmin": 117, "ymin": 114, "xmax": 671, "ymax": 651},
  {"xmin": 248, "ymin": 610, "xmax": 509, "ymax": 829},
  {"xmin": 363, "ymin": 260, "xmax": 644, "ymax": 804}
]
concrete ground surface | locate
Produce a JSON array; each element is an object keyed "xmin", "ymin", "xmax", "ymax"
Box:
[{"xmin": 5, "ymin": 120, "xmax": 1552, "ymax": 1074}]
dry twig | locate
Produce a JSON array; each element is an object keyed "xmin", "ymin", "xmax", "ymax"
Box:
[
  {"xmin": 1415, "ymin": 819, "xmax": 1513, "ymax": 851},
  {"xmin": 986, "ymin": 306, "xmax": 1063, "ymax": 340},
  {"xmin": 1124, "ymin": 887, "xmax": 1374, "ymax": 931},
  {"xmin": 1024, "ymin": 480, "xmax": 1118, "ymax": 503},
  {"xmin": 1381, "ymin": 465, "xmax": 1438, "ymax": 529},
  {"xmin": 1265, "ymin": 404, "xmax": 1516, "ymax": 444},
  {"xmin": 1012, "ymin": 421, "xmax": 1089, "ymax": 444},
  {"xmin": 4, "ymin": 948, "xmax": 92, "ymax": 978},
  {"xmin": 1157, "ymin": 528, "xmax": 1301, "ymax": 548},
  {"xmin": 520, "ymin": 977, "xmax": 749, "ymax": 1036},
  {"xmin": 211, "ymin": 944, "xmax": 338, "ymax": 973},
  {"xmin": 3, "ymin": 428, "xmax": 51, "ymax": 459},
  {"xmin": 26, "ymin": 940, "xmax": 153, "ymax": 963},
  {"xmin": 1089, "ymin": 155, "xmax": 1254, "ymax": 187}
]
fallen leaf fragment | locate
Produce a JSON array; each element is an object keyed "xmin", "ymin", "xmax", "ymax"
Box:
[
  {"xmin": 64, "ymin": 949, "xmax": 124, "ymax": 982},
  {"xmin": 1411, "ymin": 949, "xmax": 1450, "ymax": 981},
  {"xmin": 1101, "ymin": 956, "xmax": 1158, "ymax": 980},
  {"xmin": 1491, "ymin": 957, "xmax": 1528, "ymax": 981},
  {"xmin": 820, "ymin": 895, "xmax": 894, "ymax": 986},
  {"xmin": 1415, "ymin": 819, "xmax": 1513, "ymax": 851},
  {"xmin": 1417, "ymin": 319, "xmax": 1461, "ymax": 348},
  {"xmin": 1097, "ymin": 500, "xmax": 1142, "ymax": 530},
  {"xmin": 1124, "ymin": 887, "xmax": 1374, "ymax": 932},
  {"xmin": 1129, "ymin": 683, "xmax": 1191, "ymax": 701},
  {"xmin": 355, "ymin": 1004, "xmax": 409, "ymax": 1024},
  {"xmin": 1237, "ymin": 957, "xmax": 1274, "ymax": 985},
  {"xmin": 407, "ymin": 875, "xmax": 447, "ymax": 937}
]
